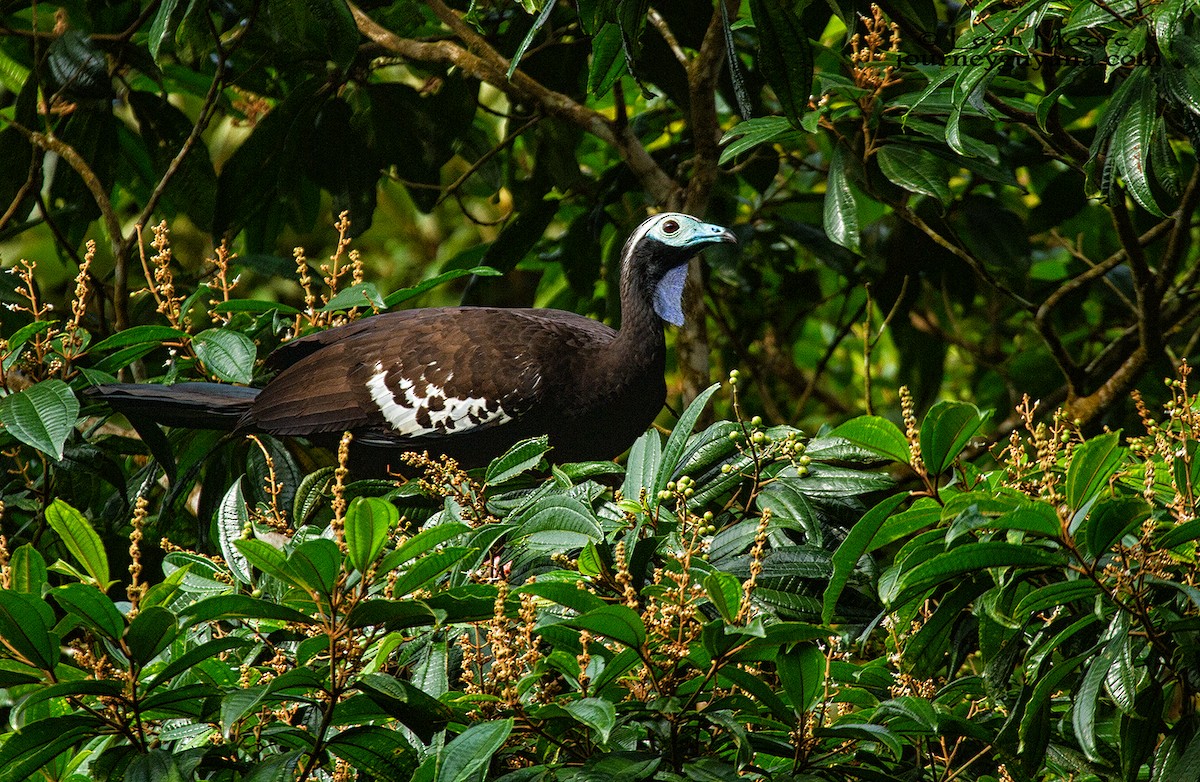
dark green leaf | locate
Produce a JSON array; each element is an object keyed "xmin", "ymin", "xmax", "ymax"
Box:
[
  {"xmin": 1112, "ymin": 75, "xmax": 1165, "ymax": 216},
  {"xmin": 824, "ymin": 146, "xmax": 861, "ymax": 253},
  {"xmin": 436, "ymin": 719, "xmax": 513, "ymax": 782},
  {"xmin": 192, "ymin": 328, "xmax": 256, "ymax": 385},
  {"xmin": 704, "ymin": 571, "xmax": 742, "ymax": 623},
  {"xmin": 45, "ymin": 499, "xmax": 108, "ymax": 585},
  {"xmin": 356, "ymin": 672, "xmax": 452, "ymax": 742},
  {"xmin": 656, "ymin": 382, "xmax": 721, "ymax": 497},
  {"xmin": 378, "ymin": 522, "xmax": 470, "ymax": 572},
  {"xmin": 382, "ymin": 267, "xmax": 501, "ymax": 309},
  {"xmin": 217, "ymin": 480, "xmax": 252, "ymax": 585},
  {"xmin": 749, "ymin": 0, "xmax": 814, "ymax": 127},
  {"xmin": 0, "ymin": 715, "xmax": 102, "ymax": 782},
  {"xmin": 390, "ymin": 546, "xmax": 473, "ymax": 597},
  {"xmin": 286, "ymin": 539, "xmax": 342, "ymax": 597},
  {"xmin": 125, "ymin": 606, "xmax": 178, "ymax": 665},
  {"xmin": 0, "ymin": 380, "xmax": 79, "ymax": 461},
  {"xmin": 829, "ymin": 416, "xmax": 911, "ymax": 464},
  {"xmin": 146, "ymin": 636, "xmax": 254, "ymax": 691},
  {"xmin": 877, "ymin": 145, "xmax": 953, "ymax": 205},
  {"xmin": 886, "ymin": 542, "xmax": 1066, "ymax": 608},
  {"xmin": 321, "ymin": 282, "xmax": 386, "ymax": 312},
  {"xmin": 180, "ymin": 594, "xmax": 315, "ymax": 626},
  {"xmin": 0, "ymin": 590, "xmax": 58, "ymax": 671},
  {"xmin": 564, "ymin": 605, "xmax": 646, "ymax": 649},
  {"xmin": 485, "ymin": 436, "xmax": 550, "ymax": 485},
  {"xmin": 8, "ymin": 545, "xmax": 47, "ymax": 594},
  {"xmin": 777, "ymin": 642, "xmax": 825, "ymax": 713},
  {"xmin": 328, "ymin": 725, "xmax": 419, "ymax": 778},
  {"xmin": 51, "ymin": 582, "xmax": 124, "ymax": 640},
  {"xmin": 823, "ymin": 494, "xmax": 909, "ymax": 624},
  {"xmin": 565, "ymin": 698, "xmax": 616, "ymax": 744},
  {"xmin": 516, "ymin": 495, "xmax": 602, "ymax": 549},
  {"xmin": 345, "ymin": 496, "xmax": 397, "ymax": 574},
  {"xmin": 235, "ymin": 538, "xmax": 301, "ymax": 588},
  {"xmin": 919, "ymin": 401, "xmax": 990, "ymax": 476},
  {"xmin": 1066, "ymin": 432, "xmax": 1126, "ymax": 510},
  {"xmin": 89, "ymin": 325, "xmax": 188, "ymax": 354}
]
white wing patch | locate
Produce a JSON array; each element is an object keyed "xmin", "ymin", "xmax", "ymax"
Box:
[{"xmin": 365, "ymin": 362, "xmax": 512, "ymax": 436}]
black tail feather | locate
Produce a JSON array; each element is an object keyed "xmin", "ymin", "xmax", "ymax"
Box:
[{"xmin": 84, "ymin": 383, "xmax": 259, "ymax": 430}]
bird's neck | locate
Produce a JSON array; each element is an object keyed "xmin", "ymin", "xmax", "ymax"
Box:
[{"xmin": 608, "ymin": 272, "xmax": 668, "ymax": 374}]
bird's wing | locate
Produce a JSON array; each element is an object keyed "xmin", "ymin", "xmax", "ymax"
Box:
[{"xmin": 246, "ymin": 308, "xmax": 611, "ymax": 442}]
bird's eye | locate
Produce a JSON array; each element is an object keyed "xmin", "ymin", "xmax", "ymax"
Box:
[{"xmin": 662, "ymin": 219, "xmax": 680, "ymax": 234}]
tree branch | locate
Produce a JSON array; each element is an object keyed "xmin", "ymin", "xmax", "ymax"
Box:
[{"xmin": 350, "ymin": 1, "xmax": 678, "ymax": 203}]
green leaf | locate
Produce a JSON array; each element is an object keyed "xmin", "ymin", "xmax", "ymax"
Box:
[
  {"xmin": 125, "ymin": 606, "xmax": 178, "ymax": 665},
  {"xmin": 180, "ymin": 594, "xmax": 316, "ymax": 626},
  {"xmin": 830, "ymin": 416, "xmax": 910, "ymax": 464},
  {"xmin": 346, "ymin": 497, "xmax": 397, "ymax": 574},
  {"xmin": 436, "ymin": 719, "xmax": 513, "ymax": 782},
  {"xmin": 217, "ymin": 480, "xmax": 252, "ymax": 585},
  {"xmin": 262, "ymin": 0, "xmax": 358, "ymax": 68},
  {"xmin": 328, "ymin": 726, "xmax": 419, "ymax": 778},
  {"xmin": 356, "ymin": 672, "xmax": 452, "ymax": 742},
  {"xmin": 1082, "ymin": 496, "xmax": 1147, "ymax": 559},
  {"xmin": 485, "ymin": 436, "xmax": 550, "ymax": 485},
  {"xmin": 0, "ymin": 379, "xmax": 79, "ymax": 460},
  {"xmin": 777, "ymin": 642, "xmax": 826, "ymax": 713},
  {"xmin": 0, "ymin": 589, "xmax": 59, "ymax": 671},
  {"xmin": 749, "ymin": 0, "xmax": 814, "ymax": 128},
  {"xmin": 124, "ymin": 749, "xmax": 187, "ymax": 782},
  {"xmin": 515, "ymin": 495, "xmax": 602, "ymax": 549},
  {"xmin": 89, "ymin": 325, "xmax": 188, "ymax": 354},
  {"xmin": 8, "ymin": 545, "xmax": 47, "ymax": 594},
  {"xmin": 565, "ymin": 698, "xmax": 617, "ymax": 744},
  {"xmin": 346, "ymin": 599, "xmax": 437, "ymax": 630},
  {"xmin": 622, "ymin": 430, "xmax": 661, "ymax": 502},
  {"xmin": 1112, "ymin": 74, "xmax": 1165, "ymax": 216},
  {"xmin": 886, "ymin": 542, "xmax": 1066, "ymax": 608},
  {"xmin": 521, "ymin": 581, "xmax": 607, "ymax": 615},
  {"xmin": 507, "ymin": 0, "xmax": 556, "ymax": 78},
  {"xmin": 704, "ymin": 571, "xmax": 742, "ymax": 623},
  {"xmin": 919, "ymin": 401, "xmax": 990, "ymax": 476},
  {"xmin": 382, "ymin": 267, "xmax": 500, "ymax": 308},
  {"xmin": 45, "ymin": 499, "xmax": 109, "ymax": 585},
  {"xmin": 379, "ymin": 522, "xmax": 470, "ymax": 572},
  {"xmin": 192, "ymin": 328, "xmax": 256, "ymax": 384},
  {"xmin": 320, "ymin": 282, "xmax": 386, "ymax": 312},
  {"xmin": 588, "ymin": 23, "xmax": 627, "ymax": 97},
  {"xmin": 147, "ymin": 0, "xmax": 182, "ymax": 61},
  {"xmin": 1066, "ymin": 432, "xmax": 1126, "ymax": 510},
  {"xmin": 565, "ymin": 605, "xmax": 647, "ymax": 649},
  {"xmin": 221, "ymin": 684, "xmax": 269, "ymax": 735},
  {"xmin": 235, "ymin": 538, "xmax": 301, "ymax": 588},
  {"xmin": 212, "ymin": 298, "xmax": 302, "ymax": 316},
  {"xmin": 145, "ymin": 637, "xmax": 254, "ymax": 692},
  {"xmin": 288, "ymin": 539, "xmax": 342, "ymax": 596},
  {"xmin": 0, "ymin": 715, "xmax": 102, "ymax": 782},
  {"xmin": 657, "ymin": 382, "xmax": 721, "ymax": 497},
  {"xmin": 823, "ymin": 494, "xmax": 909, "ymax": 624},
  {"xmin": 50, "ymin": 582, "xmax": 124, "ymax": 640},
  {"xmin": 824, "ymin": 146, "xmax": 860, "ymax": 253},
  {"xmin": 877, "ymin": 144, "xmax": 953, "ymax": 205},
  {"xmin": 719, "ymin": 116, "xmax": 801, "ymax": 164},
  {"xmin": 390, "ymin": 547, "xmax": 473, "ymax": 597},
  {"xmin": 10, "ymin": 679, "xmax": 124, "ymax": 728}
]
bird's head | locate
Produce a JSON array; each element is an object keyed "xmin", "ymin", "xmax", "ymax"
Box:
[{"xmin": 620, "ymin": 212, "xmax": 737, "ymax": 326}]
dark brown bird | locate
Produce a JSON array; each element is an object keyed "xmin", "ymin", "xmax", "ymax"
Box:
[{"xmin": 86, "ymin": 213, "xmax": 736, "ymax": 470}]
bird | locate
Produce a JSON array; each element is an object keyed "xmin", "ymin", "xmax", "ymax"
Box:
[{"xmin": 86, "ymin": 212, "xmax": 737, "ymax": 472}]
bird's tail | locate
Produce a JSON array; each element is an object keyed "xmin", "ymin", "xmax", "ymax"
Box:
[{"xmin": 84, "ymin": 382, "xmax": 259, "ymax": 430}]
